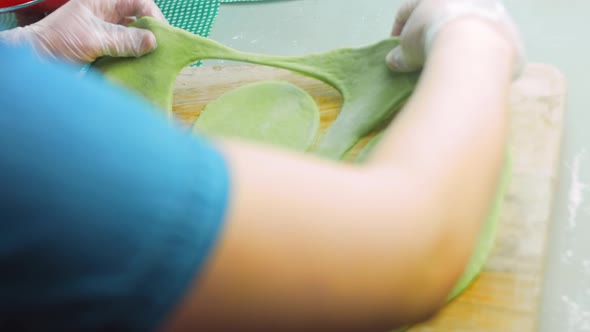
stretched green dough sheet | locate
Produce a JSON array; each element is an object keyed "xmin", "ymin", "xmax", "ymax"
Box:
[
  {"xmin": 194, "ymin": 81, "xmax": 320, "ymax": 152},
  {"xmin": 92, "ymin": 17, "xmax": 419, "ymax": 160},
  {"xmin": 357, "ymin": 135, "xmax": 512, "ymax": 332}
]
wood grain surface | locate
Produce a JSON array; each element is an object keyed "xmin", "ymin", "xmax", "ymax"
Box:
[{"xmin": 171, "ymin": 63, "xmax": 566, "ymax": 332}]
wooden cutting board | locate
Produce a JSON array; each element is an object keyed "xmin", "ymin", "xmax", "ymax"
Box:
[{"xmin": 172, "ymin": 63, "xmax": 566, "ymax": 332}]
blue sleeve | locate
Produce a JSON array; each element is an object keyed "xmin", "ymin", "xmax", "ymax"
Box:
[{"xmin": 0, "ymin": 44, "xmax": 230, "ymax": 331}]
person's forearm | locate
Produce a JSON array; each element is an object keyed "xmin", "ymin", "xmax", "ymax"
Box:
[
  {"xmin": 164, "ymin": 19, "xmax": 519, "ymax": 332},
  {"xmin": 372, "ymin": 18, "xmax": 515, "ymax": 293}
]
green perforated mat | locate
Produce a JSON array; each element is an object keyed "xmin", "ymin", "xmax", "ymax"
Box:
[
  {"xmin": 156, "ymin": 0, "xmax": 269, "ymax": 38},
  {"xmin": 1, "ymin": 0, "xmax": 269, "ymax": 34},
  {"xmin": 0, "ymin": 13, "xmax": 17, "ymax": 30},
  {"xmin": 155, "ymin": 0, "xmax": 219, "ymax": 38}
]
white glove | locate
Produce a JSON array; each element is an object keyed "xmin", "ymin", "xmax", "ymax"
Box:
[
  {"xmin": 386, "ymin": 0, "xmax": 526, "ymax": 78},
  {"xmin": 0, "ymin": 0, "xmax": 167, "ymax": 64}
]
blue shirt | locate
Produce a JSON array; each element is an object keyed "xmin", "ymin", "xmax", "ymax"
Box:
[{"xmin": 0, "ymin": 43, "xmax": 230, "ymax": 331}]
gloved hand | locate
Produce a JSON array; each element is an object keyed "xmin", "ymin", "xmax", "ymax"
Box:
[
  {"xmin": 386, "ymin": 0, "xmax": 526, "ymax": 78},
  {"xmin": 0, "ymin": 0, "xmax": 167, "ymax": 64}
]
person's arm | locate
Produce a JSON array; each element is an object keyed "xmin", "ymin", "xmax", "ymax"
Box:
[{"xmin": 164, "ymin": 6, "xmax": 523, "ymax": 332}]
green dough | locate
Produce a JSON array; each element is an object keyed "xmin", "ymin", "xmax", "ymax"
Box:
[
  {"xmin": 194, "ymin": 81, "xmax": 320, "ymax": 152},
  {"xmin": 93, "ymin": 17, "xmax": 419, "ymax": 160}
]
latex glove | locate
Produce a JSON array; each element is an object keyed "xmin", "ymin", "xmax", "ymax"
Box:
[
  {"xmin": 386, "ymin": 0, "xmax": 526, "ymax": 78},
  {"xmin": 0, "ymin": 0, "xmax": 167, "ymax": 64}
]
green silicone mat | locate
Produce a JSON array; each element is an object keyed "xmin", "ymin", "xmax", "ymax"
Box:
[
  {"xmin": 0, "ymin": 13, "xmax": 17, "ymax": 31},
  {"xmin": 155, "ymin": 0, "xmax": 220, "ymax": 38},
  {"xmin": 156, "ymin": 0, "xmax": 270, "ymax": 38},
  {"xmin": 0, "ymin": 0, "xmax": 270, "ymax": 34}
]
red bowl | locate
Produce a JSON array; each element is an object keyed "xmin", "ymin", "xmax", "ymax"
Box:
[
  {"xmin": 6, "ymin": 0, "xmax": 69, "ymax": 14},
  {"xmin": 2, "ymin": 0, "xmax": 33, "ymax": 7},
  {"xmin": 26, "ymin": 0, "xmax": 68, "ymax": 13},
  {"xmin": 1, "ymin": 0, "xmax": 68, "ymax": 26},
  {"xmin": 0, "ymin": 0, "xmax": 43, "ymax": 12}
]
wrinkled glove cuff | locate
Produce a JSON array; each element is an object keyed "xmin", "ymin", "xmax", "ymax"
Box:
[
  {"xmin": 0, "ymin": 26, "xmax": 58, "ymax": 62},
  {"xmin": 0, "ymin": 26, "xmax": 31, "ymax": 47},
  {"xmin": 423, "ymin": 2, "xmax": 526, "ymax": 80}
]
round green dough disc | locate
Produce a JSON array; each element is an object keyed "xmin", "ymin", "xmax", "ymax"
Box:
[
  {"xmin": 356, "ymin": 134, "xmax": 512, "ymax": 303},
  {"xmin": 194, "ymin": 81, "xmax": 320, "ymax": 152}
]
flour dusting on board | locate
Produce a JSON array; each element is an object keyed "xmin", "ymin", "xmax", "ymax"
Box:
[
  {"xmin": 561, "ymin": 149, "xmax": 590, "ymax": 332},
  {"xmin": 562, "ymin": 295, "xmax": 590, "ymax": 331},
  {"xmin": 567, "ymin": 149, "xmax": 588, "ymax": 229}
]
